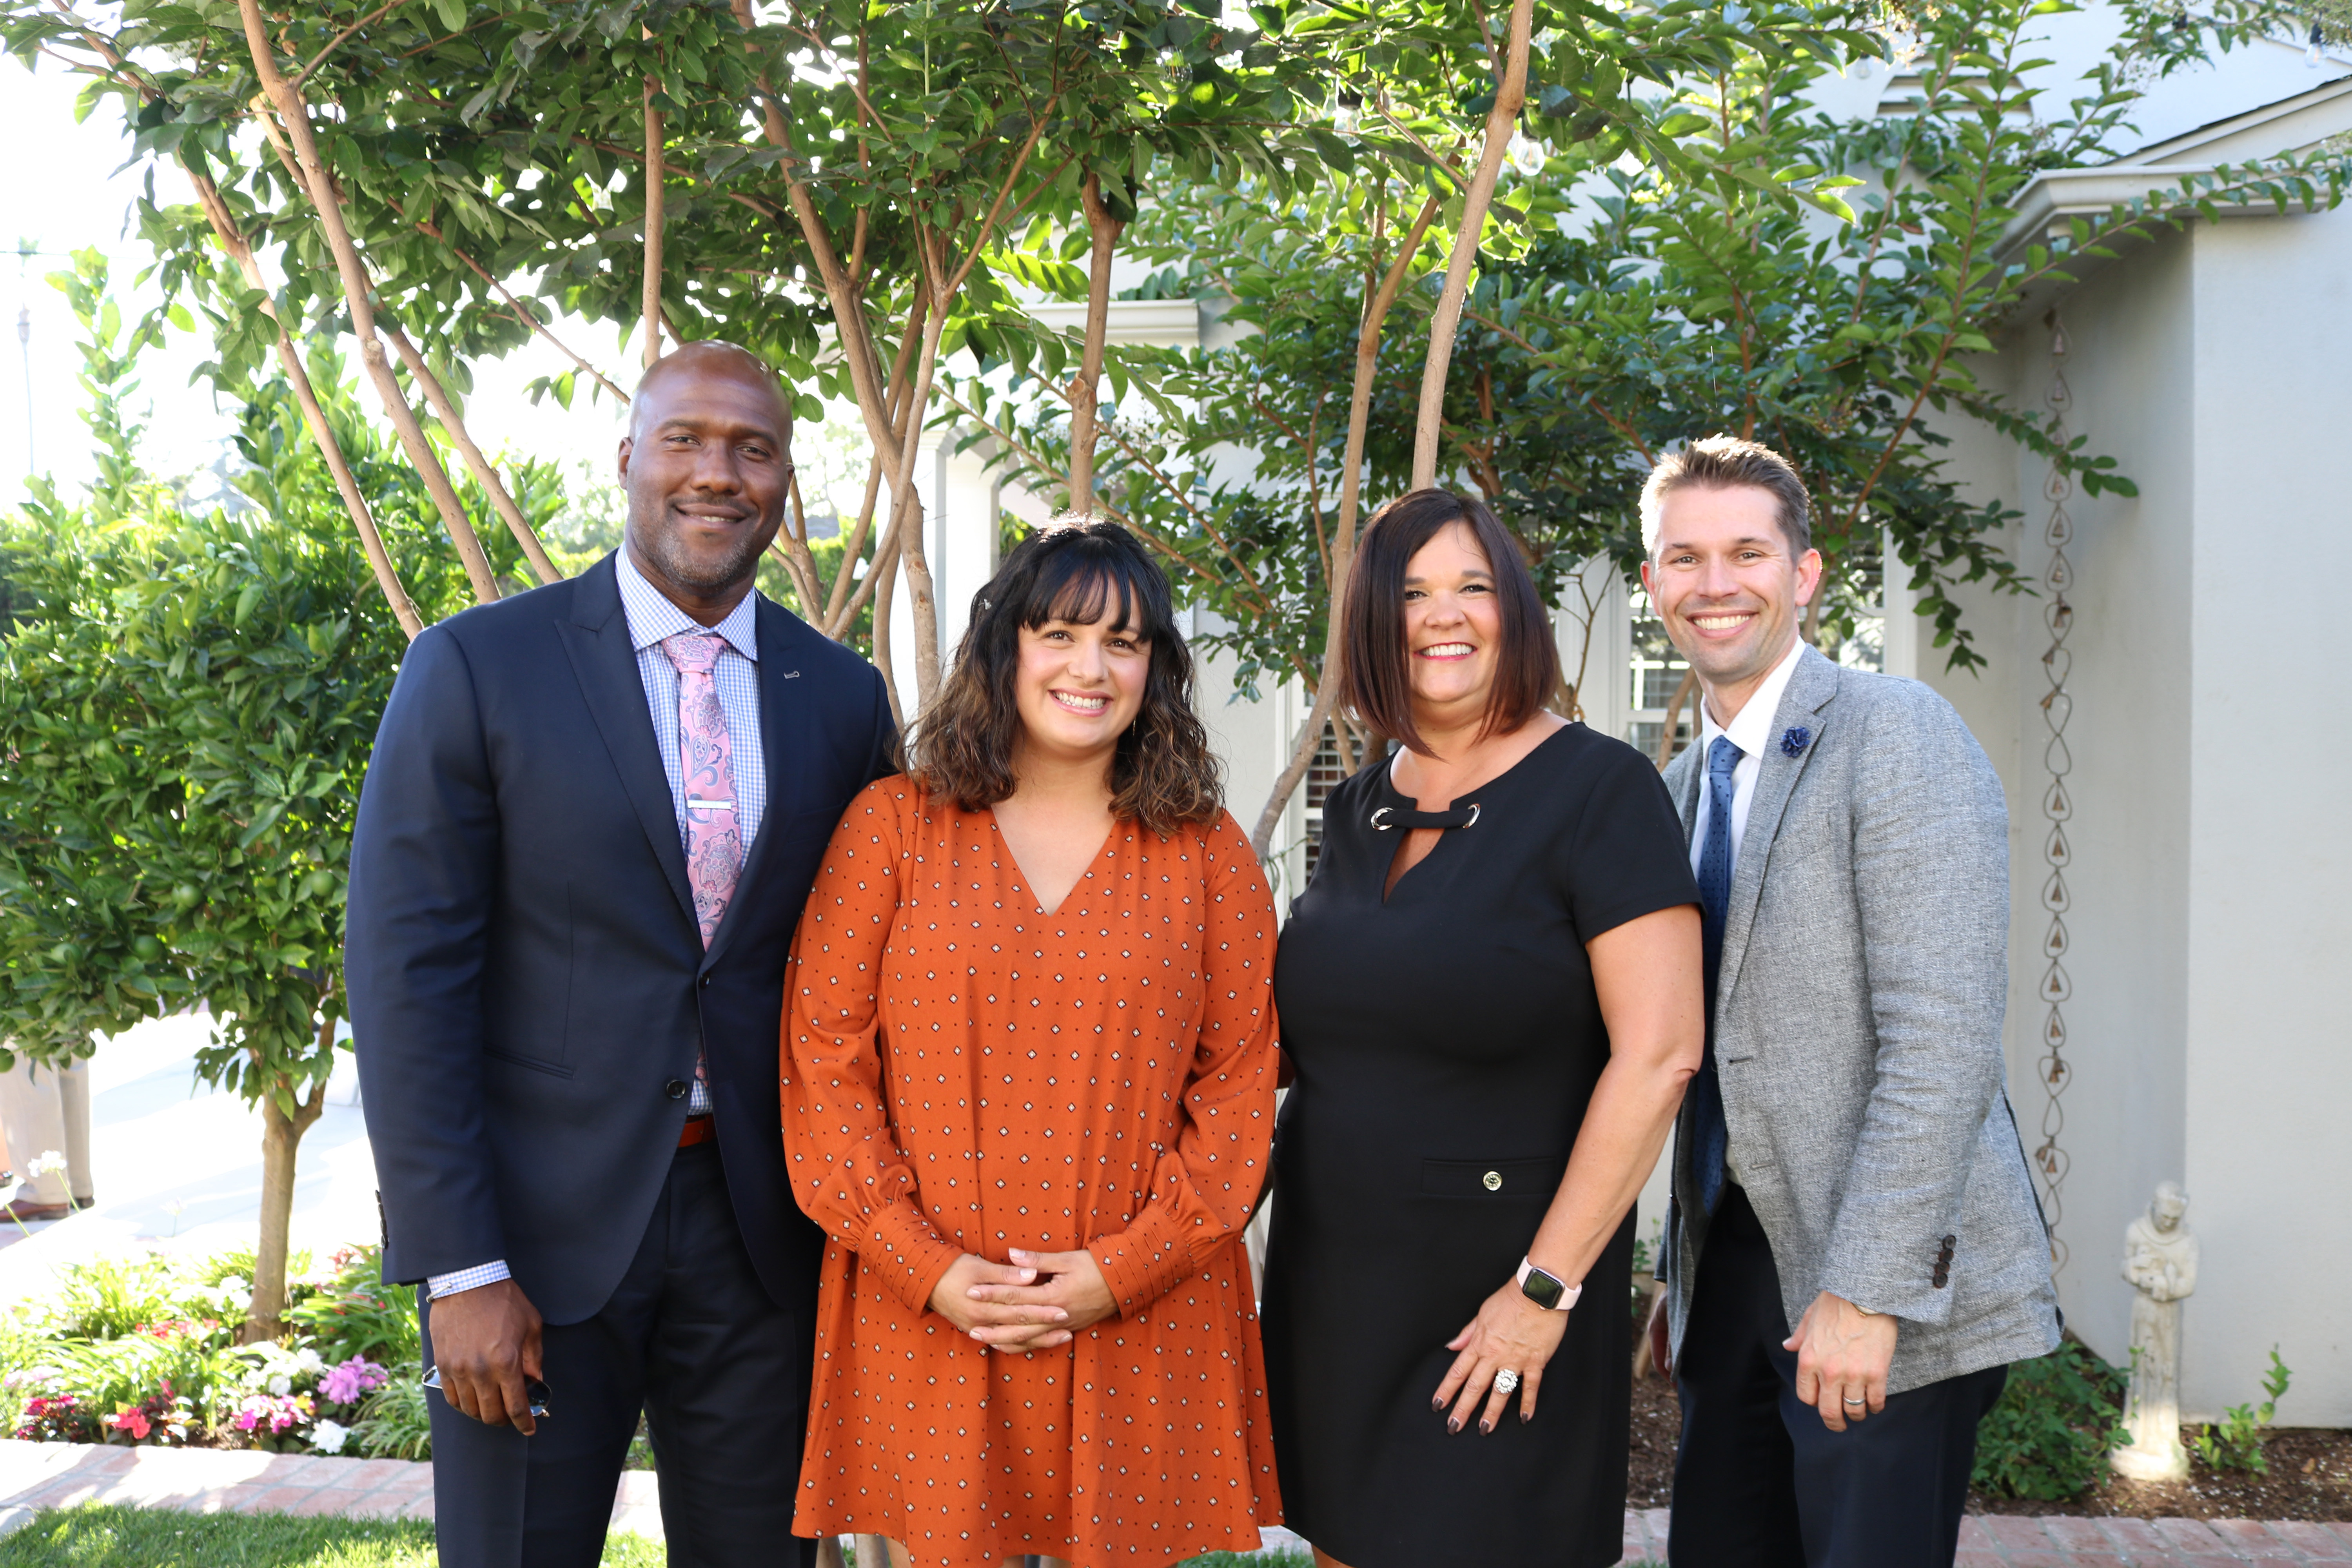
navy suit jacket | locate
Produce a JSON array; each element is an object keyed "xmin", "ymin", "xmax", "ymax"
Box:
[{"xmin": 346, "ymin": 552, "xmax": 896, "ymax": 1325}]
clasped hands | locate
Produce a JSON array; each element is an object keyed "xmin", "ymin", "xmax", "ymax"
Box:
[{"xmin": 929, "ymin": 1247, "xmax": 1116, "ymax": 1351}]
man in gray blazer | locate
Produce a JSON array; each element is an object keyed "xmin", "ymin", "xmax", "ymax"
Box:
[{"xmin": 1639, "ymin": 437, "xmax": 2058, "ymax": 1566}]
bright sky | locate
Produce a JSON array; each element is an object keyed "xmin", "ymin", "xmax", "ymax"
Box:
[{"xmin": 0, "ymin": 55, "xmax": 634, "ymax": 514}]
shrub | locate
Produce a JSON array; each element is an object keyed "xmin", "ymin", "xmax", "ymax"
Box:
[
  {"xmin": 287, "ymin": 1245, "xmax": 419, "ymax": 1369},
  {"xmin": 347, "ymin": 1368, "xmax": 433, "ymax": 1462},
  {"xmin": 2193, "ymin": 1348, "xmax": 2291, "ymax": 1474},
  {"xmin": 1972, "ymin": 1339, "xmax": 2128, "ymax": 1500},
  {"xmin": 51, "ymin": 1257, "xmax": 181, "ymax": 1343}
]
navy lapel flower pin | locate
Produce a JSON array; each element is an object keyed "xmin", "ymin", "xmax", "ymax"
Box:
[{"xmin": 1780, "ymin": 726, "xmax": 1812, "ymax": 758}]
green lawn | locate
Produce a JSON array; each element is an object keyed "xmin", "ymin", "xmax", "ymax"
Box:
[
  {"xmin": 0, "ymin": 1509, "xmax": 1345, "ymax": 1568},
  {"xmin": 0, "ymin": 1507, "xmax": 663, "ymax": 1568}
]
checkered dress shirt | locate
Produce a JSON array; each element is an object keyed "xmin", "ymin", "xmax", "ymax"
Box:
[{"xmin": 426, "ymin": 550, "xmax": 767, "ymax": 1302}]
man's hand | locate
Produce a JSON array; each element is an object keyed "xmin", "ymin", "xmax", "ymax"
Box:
[
  {"xmin": 1783, "ymin": 1291, "xmax": 1897, "ymax": 1432},
  {"xmin": 429, "ymin": 1279, "xmax": 545, "ymax": 1436},
  {"xmin": 1645, "ymin": 1286, "xmax": 1674, "ymax": 1388}
]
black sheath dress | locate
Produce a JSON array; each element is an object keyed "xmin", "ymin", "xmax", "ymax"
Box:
[{"xmin": 1263, "ymin": 724, "xmax": 1700, "ymax": 1568}]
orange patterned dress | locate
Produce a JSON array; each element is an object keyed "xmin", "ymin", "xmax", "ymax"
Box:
[{"xmin": 779, "ymin": 779, "xmax": 1283, "ymax": 1568}]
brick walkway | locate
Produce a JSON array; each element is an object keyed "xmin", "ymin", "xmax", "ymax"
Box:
[
  {"xmin": 0, "ymin": 1442, "xmax": 2343, "ymax": 1563},
  {"xmin": 1617, "ymin": 1507, "xmax": 2352, "ymax": 1564}
]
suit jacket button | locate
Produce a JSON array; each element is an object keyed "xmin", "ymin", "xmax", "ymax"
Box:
[
  {"xmin": 1483, "ymin": 1171, "xmax": 1503, "ymax": 1191},
  {"xmin": 665, "ymin": 1079, "xmax": 689, "ymax": 1100},
  {"xmin": 699, "ymin": 974, "xmax": 712, "ymax": 988}
]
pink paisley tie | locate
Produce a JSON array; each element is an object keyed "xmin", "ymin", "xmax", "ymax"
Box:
[
  {"xmin": 661, "ymin": 631, "xmax": 745, "ymax": 948},
  {"xmin": 661, "ymin": 632, "xmax": 741, "ymax": 1117}
]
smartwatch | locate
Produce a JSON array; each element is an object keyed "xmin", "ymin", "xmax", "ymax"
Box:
[{"xmin": 1516, "ymin": 1257, "xmax": 1583, "ymax": 1312}]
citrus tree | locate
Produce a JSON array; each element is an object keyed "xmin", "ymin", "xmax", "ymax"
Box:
[{"xmin": 0, "ymin": 262, "xmax": 544, "ymax": 1338}]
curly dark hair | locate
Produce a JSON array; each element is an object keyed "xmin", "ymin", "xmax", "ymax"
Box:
[{"xmin": 906, "ymin": 521, "xmax": 1222, "ymax": 835}]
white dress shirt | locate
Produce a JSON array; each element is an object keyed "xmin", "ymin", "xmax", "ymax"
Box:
[
  {"xmin": 1688, "ymin": 635, "xmax": 1808, "ymax": 885},
  {"xmin": 428, "ymin": 552, "xmax": 766, "ymax": 1302}
]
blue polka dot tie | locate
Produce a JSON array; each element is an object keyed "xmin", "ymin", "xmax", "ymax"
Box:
[{"xmin": 1691, "ymin": 736, "xmax": 1741, "ymax": 1217}]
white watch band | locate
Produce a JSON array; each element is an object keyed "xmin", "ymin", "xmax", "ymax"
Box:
[{"xmin": 1516, "ymin": 1257, "xmax": 1583, "ymax": 1311}]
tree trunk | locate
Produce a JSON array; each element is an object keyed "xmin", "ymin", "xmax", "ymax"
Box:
[
  {"xmin": 1654, "ymin": 666, "xmax": 1697, "ymax": 770},
  {"xmin": 233, "ymin": 0, "xmax": 502, "ymax": 607},
  {"xmin": 1067, "ymin": 173, "xmax": 1125, "ymax": 512},
  {"xmin": 869, "ymin": 530, "xmax": 906, "ymax": 731},
  {"xmin": 1249, "ymin": 191, "xmax": 1445, "ymax": 862},
  {"xmin": 244, "ymin": 1051, "xmax": 330, "ymax": 1343},
  {"xmin": 820, "ymin": 292, "xmax": 929, "ymax": 639},
  {"xmin": 642, "ymin": 66, "xmax": 666, "ymax": 368},
  {"xmin": 1410, "ymin": 0, "xmax": 1536, "ymax": 491}
]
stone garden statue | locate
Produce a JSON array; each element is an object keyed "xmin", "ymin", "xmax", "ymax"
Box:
[{"xmin": 2112, "ymin": 1180, "xmax": 2199, "ymax": 1481}]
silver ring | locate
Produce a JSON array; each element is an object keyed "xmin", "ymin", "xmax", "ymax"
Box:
[
  {"xmin": 1493, "ymin": 1368, "xmax": 1521, "ymax": 1395},
  {"xmin": 1842, "ymin": 1395, "xmax": 1866, "ymax": 1405},
  {"xmin": 1370, "ymin": 806, "xmax": 1395, "ymax": 831}
]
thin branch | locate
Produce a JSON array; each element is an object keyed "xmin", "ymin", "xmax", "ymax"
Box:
[
  {"xmin": 381, "ymin": 319, "xmax": 563, "ymax": 585},
  {"xmin": 642, "ymin": 60, "xmax": 665, "ymax": 368},
  {"xmin": 1411, "ymin": 0, "xmax": 1535, "ymax": 490},
  {"xmin": 287, "ymin": 0, "xmax": 411, "ymax": 92},
  {"xmin": 181, "ymin": 157, "xmax": 424, "ymax": 637},
  {"xmin": 234, "ymin": 0, "xmax": 502, "ymax": 605}
]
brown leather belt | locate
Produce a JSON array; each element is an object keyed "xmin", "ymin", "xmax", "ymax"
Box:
[{"xmin": 677, "ymin": 1114, "xmax": 715, "ymax": 1148}]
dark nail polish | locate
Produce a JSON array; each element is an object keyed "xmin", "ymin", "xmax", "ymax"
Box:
[
  {"xmin": 1446, "ymin": 1417, "xmax": 1461, "ymax": 1434},
  {"xmin": 1479, "ymin": 1420, "xmax": 1492, "ymax": 1435},
  {"xmin": 1431, "ymin": 1397, "xmax": 1445, "ymax": 1412},
  {"xmin": 1520, "ymin": 1410, "xmax": 1532, "ymax": 1424}
]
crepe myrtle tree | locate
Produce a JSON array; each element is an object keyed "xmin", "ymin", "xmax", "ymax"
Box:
[{"xmin": 0, "ymin": 272, "xmax": 538, "ymax": 1338}]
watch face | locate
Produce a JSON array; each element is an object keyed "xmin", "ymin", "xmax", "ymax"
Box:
[{"xmin": 1521, "ymin": 1268, "xmax": 1564, "ymax": 1310}]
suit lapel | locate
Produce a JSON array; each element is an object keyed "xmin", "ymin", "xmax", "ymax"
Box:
[
  {"xmin": 1714, "ymin": 646, "xmax": 1840, "ymax": 1010},
  {"xmin": 554, "ymin": 555, "xmax": 696, "ymax": 931},
  {"xmin": 1663, "ymin": 743, "xmax": 1704, "ymax": 848},
  {"xmin": 697, "ymin": 596, "xmax": 813, "ymax": 974}
]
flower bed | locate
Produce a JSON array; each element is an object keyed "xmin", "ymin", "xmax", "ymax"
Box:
[{"xmin": 0, "ymin": 1245, "xmax": 431, "ymax": 1461}]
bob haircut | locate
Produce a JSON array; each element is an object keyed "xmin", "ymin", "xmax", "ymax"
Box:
[
  {"xmin": 1334, "ymin": 488, "xmax": 1559, "ymax": 756},
  {"xmin": 907, "ymin": 519, "xmax": 1222, "ymax": 835}
]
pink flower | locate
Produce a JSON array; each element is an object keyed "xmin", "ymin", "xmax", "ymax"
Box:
[
  {"xmin": 108, "ymin": 1408, "xmax": 152, "ymax": 1440},
  {"xmin": 321, "ymin": 1356, "xmax": 387, "ymax": 1406}
]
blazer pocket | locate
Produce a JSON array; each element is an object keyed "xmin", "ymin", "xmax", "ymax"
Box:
[
  {"xmin": 484, "ymin": 1046, "xmax": 575, "ymax": 1079},
  {"xmin": 1421, "ymin": 1156, "xmax": 1565, "ymax": 1200}
]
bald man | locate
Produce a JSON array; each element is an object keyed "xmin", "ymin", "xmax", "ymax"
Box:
[{"xmin": 349, "ymin": 342, "xmax": 897, "ymax": 1568}]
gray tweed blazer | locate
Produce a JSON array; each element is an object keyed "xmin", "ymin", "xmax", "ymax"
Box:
[{"xmin": 1660, "ymin": 646, "xmax": 2060, "ymax": 1394}]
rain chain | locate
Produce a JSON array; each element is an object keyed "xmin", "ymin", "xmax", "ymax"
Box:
[{"xmin": 2033, "ymin": 311, "xmax": 2076, "ymax": 1276}]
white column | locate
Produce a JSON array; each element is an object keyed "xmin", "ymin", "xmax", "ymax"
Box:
[{"xmin": 1881, "ymin": 525, "xmax": 1919, "ymax": 680}]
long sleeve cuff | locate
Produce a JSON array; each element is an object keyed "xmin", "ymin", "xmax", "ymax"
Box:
[
  {"xmin": 865, "ymin": 1199, "xmax": 964, "ymax": 1318},
  {"xmin": 1089, "ymin": 1198, "xmax": 1203, "ymax": 1319},
  {"xmin": 426, "ymin": 1260, "xmax": 511, "ymax": 1299}
]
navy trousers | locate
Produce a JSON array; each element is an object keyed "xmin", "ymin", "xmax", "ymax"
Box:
[
  {"xmin": 1668, "ymin": 1184, "xmax": 2007, "ymax": 1568},
  {"xmin": 420, "ymin": 1142, "xmax": 820, "ymax": 1568}
]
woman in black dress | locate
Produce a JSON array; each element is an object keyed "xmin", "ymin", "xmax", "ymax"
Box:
[{"xmin": 1264, "ymin": 490, "xmax": 1704, "ymax": 1568}]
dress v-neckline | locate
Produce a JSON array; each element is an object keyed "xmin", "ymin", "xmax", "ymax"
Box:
[{"xmin": 990, "ymin": 814, "xmax": 1118, "ymax": 917}]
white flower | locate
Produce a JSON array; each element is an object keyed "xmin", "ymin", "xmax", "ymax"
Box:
[
  {"xmin": 28, "ymin": 1151, "xmax": 66, "ymax": 1178},
  {"xmin": 293, "ymin": 1348, "xmax": 325, "ymax": 1376},
  {"xmin": 267, "ymin": 1375, "xmax": 290, "ymax": 1396},
  {"xmin": 310, "ymin": 1419, "xmax": 350, "ymax": 1454}
]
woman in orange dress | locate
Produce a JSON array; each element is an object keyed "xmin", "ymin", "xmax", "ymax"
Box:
[{"xmin": 780, "ymin": 521, "xmax": 1282, "ymax": 1568}]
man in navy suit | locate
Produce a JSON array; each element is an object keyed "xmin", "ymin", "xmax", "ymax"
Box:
[{"xmin": 347, "ymin": 341, "xmax": 895, "ymax": 1568}]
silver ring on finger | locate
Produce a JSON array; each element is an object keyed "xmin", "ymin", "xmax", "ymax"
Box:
[
  {"xmin": 1842, "ymin": 1394, "xmax": 1866, "ymax": 1406},
  {"xmin": 1493, "ymin": 1368, "xmax": 1521, "ymax": 1396}
]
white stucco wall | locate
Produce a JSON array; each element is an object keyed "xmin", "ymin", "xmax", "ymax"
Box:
[
  {"xmin": 1929, "ymin": 206, "xmax": 2352, "ymax": 1423},
  {"xmin": 2176, "ymin": 207, "xmax": 2352, "ymax": 1425}
]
